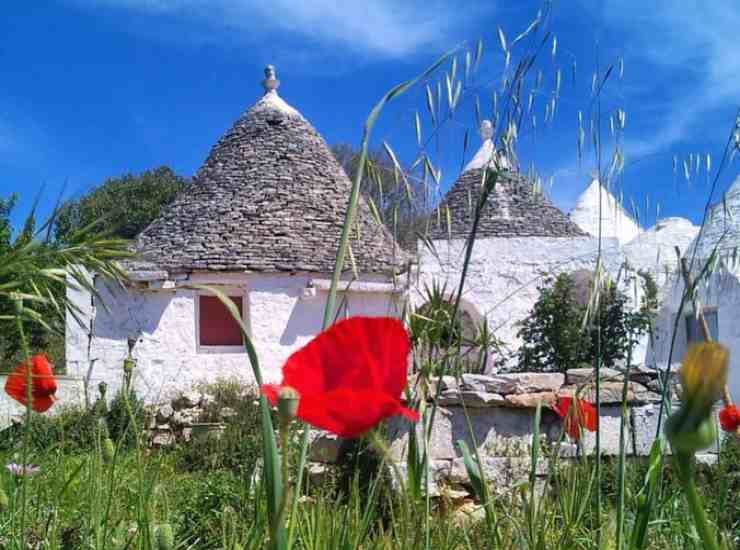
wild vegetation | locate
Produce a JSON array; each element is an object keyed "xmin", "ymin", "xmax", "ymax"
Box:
[{"xmin": 1, "ymin": 4, "xmax": 740, "ymax": 549}]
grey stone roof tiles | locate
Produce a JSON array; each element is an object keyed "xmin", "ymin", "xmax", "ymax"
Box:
[
  {"xmin": 430, "ymin": 168, "xmax": 587, "ymax": 240},
  {"xmin": 136, "ymin": 91, "xmax": 407, "ymax": 274}
]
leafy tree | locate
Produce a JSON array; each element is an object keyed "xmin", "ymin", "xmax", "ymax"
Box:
[
  {"xmin": 55, "ymin": 166, "xmax": 188, "ymax": 241},
  {"xmin": 517, "ymin": 274, "xmax": 587, "ymax": 373},
  {"xmin": 332, "ymin": 144, "xmax": 428, "ymax": 250},
  {"xmin": 516, "ymin": 272, "xmax": 652, "ymax": 373}
]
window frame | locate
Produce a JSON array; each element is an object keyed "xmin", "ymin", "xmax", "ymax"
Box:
[
  {"xmin": 195, "ymin": 288, "xmax": 249, "ymax": 354},
  {"xmin": 684, "ymin": 306, "xmax": 719, "ymax": 344}
]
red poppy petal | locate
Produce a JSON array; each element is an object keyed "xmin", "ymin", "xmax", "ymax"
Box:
[
  {"xmin": 281, "ymin": 317, "xmax": 411, "ymax": 398},
  {"xmin": 580, "ymin": 400, "xmax": 599, "ymax": 432},
  {"xmin": 553, "ymin": 397, "xmax": 572, "ymax": 419},
  {"xmin": 4, "ymin": 368, "xmax": 29, "ymax": 406},
  {"xmin": 719, "ymin": 404, "xmax": 740, "ymax": 432},
  {"xmin": 30, "ymin": 354, "xmax": 57, "ymax": 396},
  {"xmin": 31, "ymin": 395, "xmax": 55, "ymax": 413},
  {"xmin": 296, "ymin": 388, "xmax": 417, "ymax": 437}
]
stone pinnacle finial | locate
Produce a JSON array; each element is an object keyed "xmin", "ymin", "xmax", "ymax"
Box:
[
  {"xmin": 262, "ymin": 65, "xmax": 280, "ymax": 94},
  {"xmin": 480, "ymin": 119, "xmax": 494, "ymax": 141}
]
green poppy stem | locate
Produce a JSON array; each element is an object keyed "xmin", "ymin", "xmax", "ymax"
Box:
[
  {"xmin": 675, "ymin": 452, "xmax": 720, "ymax": 550},
  {"xmin": 14, "ymin": 298, "xmax": 32, "ymax": 548},
  {"xmin": 273, "ymin": 420, "xmax": 292, "ymax": 549}
]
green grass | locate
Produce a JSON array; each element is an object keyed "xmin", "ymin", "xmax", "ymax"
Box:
[{"xmin": 0, "ymin": 419, "xmax": 737, "ymax": 549}]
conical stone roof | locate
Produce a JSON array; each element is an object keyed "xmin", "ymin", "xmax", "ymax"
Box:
[
  {"xmin": 430, "ymin": 121, "xmax": 586, "ymax": 240},
  {"xmin": 689, "ymin": 173, "xmax": 740, "ymax": 261},
  {"xmin": 137, "ymin": 66, "xmax": 406, "ymax": 274}
]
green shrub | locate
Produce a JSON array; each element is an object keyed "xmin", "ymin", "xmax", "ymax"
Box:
[
  {"xmin": 105, "ymin": 387, "xmax": 148, "ymax": 448},
  {"xmin": 516, "ymin": 273, "xmax": 651, "ymax": 373},
  {"xmin": 0, "ymin": 405, "xmax": 100, "ymax": 454}
]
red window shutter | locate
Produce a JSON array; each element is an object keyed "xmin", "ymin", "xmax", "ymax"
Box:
[{"xmin": 199, "ymin": 295, "xmax": 244, "ymax": 347}]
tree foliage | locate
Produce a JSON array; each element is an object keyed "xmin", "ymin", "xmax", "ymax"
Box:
[
  {"xmin": 332, "ymin": 144, "xmax": 428, "ymax": 250},
  {"xmin": 55, "ymin": 166, "xmax": 188, "ymax": 241},
  {"xmin": 516, "ymin": 272, "xmax": 653, "ymax": 373}
]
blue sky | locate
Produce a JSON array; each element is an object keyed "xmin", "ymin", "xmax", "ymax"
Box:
[{"xmin": 1, "ymin": 0, "xmax": 739, "ymax": 232}]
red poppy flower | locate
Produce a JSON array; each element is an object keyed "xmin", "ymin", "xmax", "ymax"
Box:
[
  {"xmin": 719, "ymin": 403, "xmax": 740, "ymax": 432},
  {"xmin": 4, "ymin": 354, "xmax": 58, "ymax": 413},
  {"xmin": 553, "ymin": 396, "xmax": 598, "ymax": 441},
  {"xmin": 262, "ymin": 316, "xmax": 418, "ymax": 437}
]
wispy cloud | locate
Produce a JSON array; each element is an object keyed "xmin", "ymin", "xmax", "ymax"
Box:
[
  {"xmin": 595, "ymin": 0, "xmax": 740, "ymax": 156},
  {"xmin": 545, "ymin": 1, "xmax": 739, "ymax": 212},
  {"xmin": 72, "ymin": 0, "xmax": 494, "ymax": 60}
]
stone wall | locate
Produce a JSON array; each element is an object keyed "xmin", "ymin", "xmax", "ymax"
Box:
[
  {"xmin": 141, "ymin": 368, "xmax": 724, "ymax": 503},
  {"xmin": 383, "ymin": 368, "xmax": 725, "ymax": 498},
  {"xmin": 372, "ymin": 368, "xmax": 724, "ymax": 495}
]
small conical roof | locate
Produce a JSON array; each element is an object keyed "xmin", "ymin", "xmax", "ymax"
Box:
[
  {"xmin": 137, "ymin": 66, "xmax": 406, "ymax": 274},
  {"xmin": 623, "ymin": 217, "xmax": 699, "ymax": 272},
  {"xmin": 569, "ymin": 178, "xmax": 641, "ymax": 245},
  {"xmin": 688, "ymin": 173, "xmax": 740, "ymax": 261},
  {"xmin": 430, "ymin": 121, "xmax": 585, "ymax": 240}
]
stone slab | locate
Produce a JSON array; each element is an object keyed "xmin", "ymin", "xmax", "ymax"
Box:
[{"xmin": 485, "ymin": 373, "xmax": 565, "ymax": 394}]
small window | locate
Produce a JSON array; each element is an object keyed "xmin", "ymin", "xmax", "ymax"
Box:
[
  {"xmin": 685, "ymin": 308, "xmax": 718, "ymax": 344},
  {"xmin": 198, "ymin": 294, "xmax": 245, "ymax": 349}
]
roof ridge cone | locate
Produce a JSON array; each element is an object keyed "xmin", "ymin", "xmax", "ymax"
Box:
[
  {"xmin": 431, "ymin": 121, "xmax": 586, "ymax": 240},
  {"xmin": 136, "ymin": 65, "xmax": 407, "ymax": 274}
]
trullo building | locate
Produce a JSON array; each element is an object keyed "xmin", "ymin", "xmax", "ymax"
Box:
[
  {"xmin": 65, "ymin": 66, "xmax": 408, "ymax": 401},
  {"xmin": 416, "ymin": 122, "xmax": 625, "ymax": 366},
  {"xmin": 652, "ymin": 175, "xmax": 740, "ymax": 400}
]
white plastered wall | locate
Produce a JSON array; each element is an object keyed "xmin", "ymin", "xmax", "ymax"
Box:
[
  {"xmin": 653, "ymin": 271, "xmax": 740, "ymax": 401},
  {"xmin": 416, "ymin": 236, "xmax": 626, "ymax": 368},
  {"xmin": 65, "ymin": 271, "xmax": 403, "ymax": 404}
]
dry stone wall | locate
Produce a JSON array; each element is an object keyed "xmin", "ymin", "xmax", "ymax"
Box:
[
  {"xmin": 375, "ymin": 367, "xmax": 725, "ymax": 495},
  {"xmin": 146, "ymin": 368, "xmax": 721, "ymax": 499}
]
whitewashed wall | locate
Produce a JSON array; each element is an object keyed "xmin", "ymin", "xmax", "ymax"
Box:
[
  {"xmin": 653, "ymin": 272, "xmax": 740, "ymax": 401},
  {"xmin": 417, "ymin": 236, "xmax": 625, "ymax": 367},
  {"xmin": 66, "ymin": 271, "xmax": 403, "ymax": 404}
]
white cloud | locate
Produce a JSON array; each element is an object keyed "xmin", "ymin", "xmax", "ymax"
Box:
[
  {"xmin": 74, "ymin": 0, "xmax": 493, "ymax": 59},
  {"xmin": 594, "ymin": 0, "xmax": 740, "ymax": 155}
]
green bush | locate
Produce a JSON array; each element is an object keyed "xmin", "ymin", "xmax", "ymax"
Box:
[
  {"xmin": 105, "ymin": 387, "xmax": 148, "ymax": 448},
  {"xmin": 0, "ymin": 405, "xmax": 100, "ymax": 454},
  {"xmin": 0, "ymin": 385, "xmax": 148, "ymax": 455},
  {"xmin": 515, "ymin": 273, "xmax": 651, "ymax": 373}
]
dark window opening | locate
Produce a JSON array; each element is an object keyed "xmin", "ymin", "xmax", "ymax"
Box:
[
  {"xmin": 199, "ymin": 295, "xmax": 244, "ymax": 347},
  {"xmin": 686, "ymin": 309, "xmax": 718, "ymax": 344}
]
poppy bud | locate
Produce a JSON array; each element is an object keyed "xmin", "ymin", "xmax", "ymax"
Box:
[
  {"xmin": 155, "ymin": 523, "xmax": 174, "ymax": 550},
  {"xmin": 102, "ymin": 438, "xmax": 115, "ymax": 464},
  {"xmin": 0, "ymin": 487, "xmax": 8, "ymax": 512},
  {"xmin": 680, "ymin": 342, "xmax": 728, "ymax": 409},
  {"xmin": 277, "ymin": 386, "xmax": 300, "ymax": 424},
  {"xmin": 665, "ymin": 412, "xmax": 717, "ymax": 454}
]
